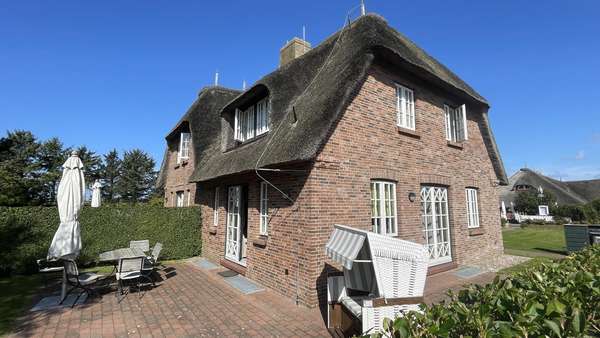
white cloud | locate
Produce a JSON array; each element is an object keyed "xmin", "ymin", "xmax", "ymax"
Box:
[
  {"xmin": 545, "ymin": 165, "xmax": 600, "ymax": 181},
  {"xmin": 575, "ymin": 150, "xmax": 585, "ymax": 160}
]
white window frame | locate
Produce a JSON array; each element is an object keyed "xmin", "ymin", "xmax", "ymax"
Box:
[
  {"xmin": 465, "ymin": 188, "xmax": 480, "ymax": 228},
  {"xmin": 444, "ymin": 104, "xmax": 468, "ymax": 142},
  {"xmin": 186, "ymin": 190, "xmax": 191, "ymax": 206},
  {"xmin": 213, "ymin": 187, "xmax": 219, "ymax": 226},
  {"xmin": 259, "ymin": 182, "xmax": 268, "ymax": 235},
  {"xmin": 175, "ymin": 191, "xmax": 185, "ymax": 208},
  {"xmin": 370, "ymin": 181, "xmax": 398, "ymax": 236},
  {"xmin": 177, "ymin": 132, "xmax": 191, "ymax": 164},
  {"xmin": 396, "ymin": 84, "xmax": 415, "ymax": 130},
  {"xmin": 538, "ymin": 205, "xmax": 549, "ymax": 216},
  {"xmin": 234, "ymin": 98, "xmax": 269, "ymax": 142}
]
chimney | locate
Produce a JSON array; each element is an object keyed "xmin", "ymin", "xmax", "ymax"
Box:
[{"xmin": 279, "ymin": 37, "xmax": 311, "ymax": 67}]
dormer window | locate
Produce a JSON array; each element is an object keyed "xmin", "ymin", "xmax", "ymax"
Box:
[
  {"xmin": 177, "ymin": 132, "xmax": 191, "ymax": 163},
  {"xmin": 234, "ymin": 98, "xmax": 269, "ymax": 142}
]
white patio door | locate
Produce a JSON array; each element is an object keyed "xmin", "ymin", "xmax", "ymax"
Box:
[
  {"xmin": 226, "ymin": 186, "xmax": 242, "ymax": 262},
  {"xmin": 421, "ymin": 186, "xmax": 452, "ymax": 265}
]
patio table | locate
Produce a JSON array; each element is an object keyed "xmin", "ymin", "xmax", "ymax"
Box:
[{"xmin": 99, "ymin": 247, "xmax": 146, "ymax": 262}]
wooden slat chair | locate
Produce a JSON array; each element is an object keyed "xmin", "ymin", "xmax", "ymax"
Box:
[{"xmin": 326, "ymin": 224, "xmax": 429, "ymax": 335}]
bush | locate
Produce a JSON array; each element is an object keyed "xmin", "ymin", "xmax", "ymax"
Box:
[
  {"xmin": 370, "ymin": 245, "xmax": 600, "ymax": 337},
  {"xmin": 0, "ymin": 204, "xmax": 202, "ymax": 276}
]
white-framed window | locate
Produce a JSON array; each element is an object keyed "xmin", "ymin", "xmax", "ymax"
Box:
[
  {"xmin": 538, "ymin": 205, "xmax": 549, "ymax": 216},
  {"xmin": 234, "ymin": 98, "xmax": 269, "ymax": 142},
  {"xmin": 465, "ymin": 188, "xmax": 480, "ymax": 228},
  {"xmin": 213, "ymin": 187, "xmax": 219, "ymax": 226},
  {"xmin": 259, "ymin": 182, "xmax": 268, "ymax": 235},
  {"xmin": 370, "ymin": 181, "xmax": 398, "ymax": 236},
  {"xmin": 177, "ymin": 132, "xmax": 191, "ymax": 164},
  {"xmin": 176, "ymin": 191, "xmax": 185, "ymax": 208},
  {"xmin": 444, "ymin": 104, "xmax": 468, "ymax": 142},
  {"xmin": 186, "ymin": 190, "xmax": 191, "ymax": 206},
  {"xmin": 396, "ymin": 84, "xmax": 415, "ymax": 130}
]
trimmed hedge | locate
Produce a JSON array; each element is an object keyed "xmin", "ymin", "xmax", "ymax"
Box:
[
  {"xmin": 0, "ymin": 204, "xmax": 202, "ymax": 276},
  {"xmin": 369, "ymin": 245, "xmax": 600, "ymax": 337}
]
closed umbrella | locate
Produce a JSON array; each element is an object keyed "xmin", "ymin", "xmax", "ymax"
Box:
[
  {"xmin": 91, "ymin": 180, "xmax": 102, "ymax": 208},
  {"xmin": 47, "ymin": 151, "xmax": 85, "ymax": 261},
  {"xmin": 501, "ymin": 201, "xmax": 507, "ymax": 219}
]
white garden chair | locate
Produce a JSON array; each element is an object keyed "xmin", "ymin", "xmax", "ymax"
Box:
[{"xmin": 325, "ymin": 224, "xmax": 429, "ymax": 335}]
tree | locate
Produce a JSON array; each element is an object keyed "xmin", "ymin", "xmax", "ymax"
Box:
[
  {"xmin": 514, "ymin": 190, "xmax": 556, "ymax": 215},
  {"xmin": 115, "ymin": 149, "xmax": 156, "ymax": 202},
  {"xmin": 75, "ymin": 146, "xmax": 102, "ymax": 182},
  {"xmin": 0, "ymin": 130, "xmax": 40, "ymax": 206},
  {"xmin": 100, "ymin": 149, "xmax": 121, "ymax": 202},
  {"xmin": 36, "ymin": 137, "xmax": 70, "ymax": 205}
]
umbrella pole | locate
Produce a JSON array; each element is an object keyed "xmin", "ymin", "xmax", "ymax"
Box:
[{"xmin": 60, "ymin": 268, "xmax": 67, "ymax": 303}]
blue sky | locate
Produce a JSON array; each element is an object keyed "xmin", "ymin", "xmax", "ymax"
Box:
[{"xmin": 1, "ymin": 1, "xmax": 599, "ymax": 180}]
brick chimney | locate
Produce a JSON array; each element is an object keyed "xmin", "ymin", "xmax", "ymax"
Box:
[{"xmin": 279, "ymin": 37, "xmax": 311, "ymax": 67}]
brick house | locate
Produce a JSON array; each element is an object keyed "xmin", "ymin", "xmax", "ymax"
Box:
[{"xmin": 157, "ymin": 14, "xmax": 508, "ymax": 308}]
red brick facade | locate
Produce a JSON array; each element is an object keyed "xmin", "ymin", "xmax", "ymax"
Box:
[
  {"xmin": 163, "ymin": 134, "xmax": 197, "ymax": 207},
  {"xmin": 190, "ymin": 64, "xmax": 504, "ymax": 308}
]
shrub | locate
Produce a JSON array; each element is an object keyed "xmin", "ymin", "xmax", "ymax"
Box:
[
  {"xmin": 370, "ymin": 245, "xmax": 600, "ymax": 337},
  {"xmin": 0, "ymin": 204, "xmax": 201, "ymax": 276}
]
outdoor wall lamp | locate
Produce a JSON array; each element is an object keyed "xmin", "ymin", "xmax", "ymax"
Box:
[{"xmin": 408, "ymin": 192, "xmax": 416, "ymax": 202}]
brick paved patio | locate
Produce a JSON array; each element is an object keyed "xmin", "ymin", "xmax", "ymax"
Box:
[{"xmin": 10, "ymin": 261, "xmax": 497, "ymax": 337}]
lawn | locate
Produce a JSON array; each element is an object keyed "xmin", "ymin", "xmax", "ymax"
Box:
[
  {"xmin": 502, "ymin": 224, "xmax": 567, "ymax": 258},
  {"xmin": 0, "ymin": 274, "xmax": 41, "ymax": 336}
]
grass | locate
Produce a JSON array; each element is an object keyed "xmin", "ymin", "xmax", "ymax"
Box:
[
  {"xmin": 0, "ymin": 274, "xmax": 41, "ymax": 336},
  {"xmin": 502, "ymin": 224, "xmax": 567, "ymax": 258},
  {"xmin": 500, "ymin": 224, "xmax": 567, "ymax": 276}
]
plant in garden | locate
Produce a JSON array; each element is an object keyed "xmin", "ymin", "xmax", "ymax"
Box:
[{"xmin": 368, "ymin": 245, "xmax": 599, "ymax": 337}]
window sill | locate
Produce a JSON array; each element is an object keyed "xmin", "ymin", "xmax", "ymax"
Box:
[
  {"xmin": 252, "ymin": 235, "xmax": 268, "ymax": 248},
  {"xmin": 397, "ymin": 126, "xmax": 421, "ymax": 139},
  {"xmin": 208, "ymin": 227, "xmax": 217, "ymax": 235},
  {"xmin": 468, "ymin": 227, "xmax": 485, "ymax": 236},
  {"xmin": 447, "ymin": 140, "xmax": 464, "ymax": 149}
]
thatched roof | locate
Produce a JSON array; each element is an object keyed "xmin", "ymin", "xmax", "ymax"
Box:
[
  {"xmin": 155, "ymin": 86, "xmax": 241, "ymax": 189},
  {"xmin": 499, "ymin": 168, "xmax": 600, "ymax": 206},
  {"xmin": 159, "ymin": 14, "xmax": 507, "ymax": 185}
]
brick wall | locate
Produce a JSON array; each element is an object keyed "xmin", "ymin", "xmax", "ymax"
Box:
[
  {"xmin": 163, "ymin": 135, "xmax": 197, "ymax": 207},
  {"xmin": 305, "ymin": 65, "xmax": 504, "ymax": 306},
  {"xmin": 199, "ymin": 64, "xmax": 504, "ymax": 308}
]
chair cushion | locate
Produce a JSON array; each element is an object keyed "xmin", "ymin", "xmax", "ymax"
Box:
[
  {"xmin": 78, "ymin": 272, "xmax": 103, "ymax": 286},
  {"xmin": 117, "ymin": 271, "xmax": 141, "ymax": 280},
  {"xmin": 39, "ymin": 267, "xmax": 64, "ymax": 273},
  {"xmin": 340, "ymin": 296, "xmax": 370, "ymax": 319}
]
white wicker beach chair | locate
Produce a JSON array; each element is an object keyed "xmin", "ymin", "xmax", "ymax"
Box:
[{"xmin": 325, "ymin": 224, "xmax": 429, "ymax": 335}]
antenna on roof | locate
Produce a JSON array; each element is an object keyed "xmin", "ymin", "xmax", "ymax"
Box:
[
  {"xmin": 302, "ymin": 25, "xmax": 306, "ymax": 41},
  {"xmin": 214, "ymin": 70, "xmax": 219, "ymax": 86},
  {"xmin": 360, "ymin": 0, "xmax": 366, "ymax": 16},
  {"xmin": 242, "ymin": 80, "xmax": 246, "ymax": 90}
]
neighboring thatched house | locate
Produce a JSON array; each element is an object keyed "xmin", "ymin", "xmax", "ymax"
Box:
[
  {"xmin": 157, "ymin": 14, "xmax": 508, "ymax": 307},
  {"xmin": 500, "ymin": 168, "xmax": 600, "ymax": 217}
]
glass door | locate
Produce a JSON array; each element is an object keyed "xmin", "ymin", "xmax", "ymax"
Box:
[
  {"xmin": 226, "ymin": 186, "xmax": 242, "ymax": 262},
  {"xmin": 421, "ymin": 186, "xmax": 452, "ymax": 265}
]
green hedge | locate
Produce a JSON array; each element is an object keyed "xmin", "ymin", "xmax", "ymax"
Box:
[
  {"xmin": 0, "ymin": 204, "xmax": 202, "ymax": 276},
  {"xmin": 371, "ymin": 245, "xmax": 600, "ymax": 337}
]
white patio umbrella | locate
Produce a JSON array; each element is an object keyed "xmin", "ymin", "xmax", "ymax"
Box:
[
  {"xmin": 91, "ymin": 180, "xmax": 102, "ymax": 208},
  {"xmin": 47, "ymin": 151, "xmax": 85, "ymax": 261},
  {"xmin": 501, "ymin": 201, "xmax": 507, "ymax": 219}
]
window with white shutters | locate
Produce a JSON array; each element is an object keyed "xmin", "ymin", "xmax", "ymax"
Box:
[
  {"xmin": 177, "ymin": 133, "xmax": 191, "ymax": 163},
  {"xmin": 370, "ymin": 181, "xmax": 398, "ymax": 236},
  {"xmin": 444, "ymin": 104, "xmax": 468, "ymax": 142},
  {"xmin": 396, "ymin": 84, "xmax": 415, "ymax": 130},
  {"xmin": 176, "ymin": 191, "xmax": 185, "ymax": 208},
  {"xmin": 466, "ymin": 188, "xmax": 480, "ymax": 228},
  {"xmin": 234, "ymin": 98, "xmax": 269, "ymax": 142},
  {"xmin": 259, "ymin": 182, "xmax": 268, "ymax": 235}
]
